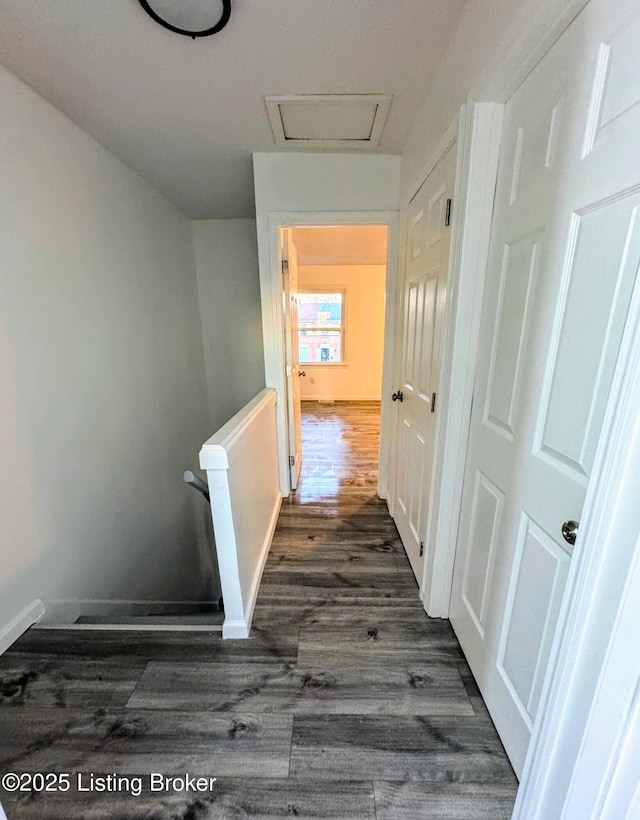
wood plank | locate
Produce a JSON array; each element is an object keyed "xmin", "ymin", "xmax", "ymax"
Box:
[
  {"xmin": 0, "ymin": 708, "xmax": 292, "ymax": 777},
  {"xmin": 0, "ymin": 654, "xmax": 145, "ymax": 710},
  {"xmin": 291, "ymin": 715, "xmax": 515, "ymax": 782},
  {"xmin": 251, "ymin": 601, "xmax": 427, "ymax": 632},
  {"xmin": 270, "ymin": 532, "xmax": 404, "ymax": 552},
  {"xmin": 297, "ymin": 617, "xmax": 466, "ymax": 669},
  {"xmin": 13, "ymin": 627, "xmax": 299, "ymax": 665},
  {"xmin": 257, "ymin": 571, "xmax": 419, "ymax": 606},
  {"xmin": 1, "ymin": 779, "xmax": 377, "ymax": 820},
  {"xmin": 126, "ymin": 660, "xmax": 474, "ymax": 716},
  {"xmin": 265, "ymin": 551, "xmax": 401, "ymax": 574},
  {"xmin": 374, "ymin": 781, "xmax": 518, "ymax": 819}
]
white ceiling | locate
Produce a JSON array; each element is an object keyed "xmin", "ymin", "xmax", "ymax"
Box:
[
  {"xmin": 292, "ymin": 226, "xmax": 388, "ymax": 266},
  {"xmin": 0, "ymin": 0, "xmax": 467, "ymax": 219}
]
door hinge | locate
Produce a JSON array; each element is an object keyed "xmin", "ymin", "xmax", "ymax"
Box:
[
  {"xmin": 445, "ymin": 198, "xmax": 452, "ymax": 227},
  {"xmin": 282, "ymin": 259, "xmax": 289, "ymax": 275},
  {"xmin": 289, "ymin": 455, "xmax": 295, "ymax": 467},
  {"xmin": 419, "ymin": 541, "xmax": 424, "ymax": 558},
  {"xmin": 431, "ymin": 392, "xmax": 437, "ymax": 413}
]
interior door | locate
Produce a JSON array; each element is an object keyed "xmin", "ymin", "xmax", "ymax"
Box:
[
  {"xmin": 282, "ymin": 228, "xmax": 303, "ymax": 490},
  {"xmin": 391, "ymin": 147, "xmax": 455, "ymax": 582},
  {"xmin": 450, "ymin": 0, "xmax": 640, "ymax": 776}
]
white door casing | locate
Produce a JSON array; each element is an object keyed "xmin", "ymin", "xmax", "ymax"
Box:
[
  {"xmin": 450, "ymin": 0, "xmax": 640, "ymax": 777},
  {"xmin": 391, "ymin": 147, "xmax": 456, "ymax": 583},
  {"xmin": 281, "ymin": 228, "xmax": 303, "ymax": 491},
  {"xmin": 261, "ymin": 211, "xmax": 399, "ymax": 498}
]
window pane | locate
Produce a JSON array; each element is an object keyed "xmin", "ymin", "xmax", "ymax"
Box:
[
  {"xmin": 298, "ymin": 330, "xmax": 342, "ymax": 363},
  {"xmin": 298, "ymin": 293, "xmax": 343, "ymax": 329}
]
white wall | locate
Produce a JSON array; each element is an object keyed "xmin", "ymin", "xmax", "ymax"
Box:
[
  {"xmin": 299, "ymin": 265, "xmax": 386, "ymax": 401},
  {"xmin": 402, "ymin": 0, "xmax": 529, "ymax": 195},
  {"xmin": 192, "ymin": 219, "xmax": 265, "ymax": 431},
  {"xmin": 253, "ymin": 152, "xmax": 401, "ymax": 494},
  {"xmin": 253, "ymin": 153, "xmax": 402, "ymax": 215},
  {"xmin": 0, "ymin": 65, "xmax": 213, "ymax": 636}
]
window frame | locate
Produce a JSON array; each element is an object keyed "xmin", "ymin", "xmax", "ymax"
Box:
[{"xmin": 297, "ymin": 286, "xmax": 348, "ymax": 366}]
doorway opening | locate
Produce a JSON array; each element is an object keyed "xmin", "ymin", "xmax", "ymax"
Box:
[{"xmin": 279, "ymin": 224, "xmax": 390, "ymax": 496}]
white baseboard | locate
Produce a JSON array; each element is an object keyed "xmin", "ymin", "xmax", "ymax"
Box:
[
  {"xmin": 38, "ymin": 599, "xmax": 222, "ymax": 628},
  {"xmin": 222, "ymin": 494, "xmax": 282, "ymax": 640},
  {"xmin": 0, "ymin": 599, "xmax": 45, "ymax": 655},
  {"xmin": 36, "ymin": 622, "xmax": 224, "ymax": 633},
  {"xmin": 301, "ymin": 395, "xmax": 382, "ymax": 402}
]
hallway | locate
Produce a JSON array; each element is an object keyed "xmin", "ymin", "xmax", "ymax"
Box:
[{"xmin": 0, "ymin": 402, "xmax": 517, "ymax": 819}]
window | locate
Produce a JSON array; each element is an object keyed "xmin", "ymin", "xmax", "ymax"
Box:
[{"xmin": 298, "ymin": 291, "xmax": 345, "ymax": 364}]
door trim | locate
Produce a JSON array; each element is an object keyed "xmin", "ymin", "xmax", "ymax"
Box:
[
  {"xmin": 415, "ymin": 0, "xmax": 592, "ymax": 618},
  {"xmin": 392, "ymin": 137, "xmax": 458, "ymax": 589},
  {"xmin": 418, "ymin": 105, "xmax": 504, "ymax": 618},
  {"xmin": 395, "ymin": 125, "xmax": 463, "ymax": 612},
  {"xmin": 260, "ymin": 211, "xmax": 399, "ymax": 499},
  {"xmin": 427, "ymin": 0, "xmax": 591, "ymax": 621}
]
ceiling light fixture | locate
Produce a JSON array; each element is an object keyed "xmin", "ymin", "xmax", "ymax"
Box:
[{"xmin": 138, "ymin": 0, "xmax": 231, "ymax": 40}]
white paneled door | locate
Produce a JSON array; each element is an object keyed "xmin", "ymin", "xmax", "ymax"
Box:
[
  {"xmin": 450, "ymin": 0, "xmax": 640, "ymax": 777},
  {"xmin": 392, "ymin": 147, "xmax": 456, "ymax": 583},
  {"xmin": 282, "ymin": 228, "xmax": 303, "ymax": 490}
]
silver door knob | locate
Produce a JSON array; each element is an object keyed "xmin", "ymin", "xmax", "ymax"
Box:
[{"xmin": 561, "ymin": 520, "xmax": 579, "ymax": 546}]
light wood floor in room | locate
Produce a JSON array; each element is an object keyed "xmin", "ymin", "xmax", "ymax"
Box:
[{"xmin": 0, "ymin": 401, "xmax": 518, "ymax": 819}]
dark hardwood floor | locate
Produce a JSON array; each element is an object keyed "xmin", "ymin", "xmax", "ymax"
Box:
[{"xmin": 0, "ymin": 401, "xmax": 518, "ymax": 819}]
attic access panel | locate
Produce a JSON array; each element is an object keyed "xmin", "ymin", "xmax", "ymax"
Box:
[{"xmin": 266, "ymin": 94, "xmax": 392, "ymax": 149}]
